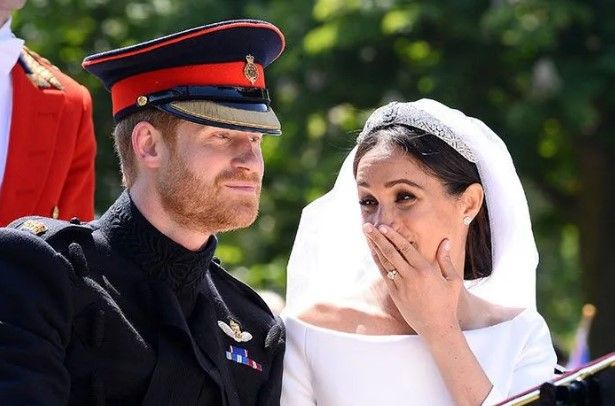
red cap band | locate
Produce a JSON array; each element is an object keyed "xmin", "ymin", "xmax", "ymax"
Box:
[{"xmin": 111, "ymin": 61, "xmax": 265, "ymax": 115}]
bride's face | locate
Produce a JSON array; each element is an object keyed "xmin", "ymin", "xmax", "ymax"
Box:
[{"xmin": 355, "ymin": 144, "xmax": 469, "ymax": 267}]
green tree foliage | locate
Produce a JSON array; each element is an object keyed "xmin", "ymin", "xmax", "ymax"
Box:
[{"xmin": 14, "ymin": 0, "xmax": 614, "ymax": 357}]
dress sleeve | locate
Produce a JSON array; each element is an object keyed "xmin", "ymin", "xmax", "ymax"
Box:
[
  {"xmin": 482, "ymin": 312, "xmax": 557, "ymax": 405},
  {"xmin": 280, "ymin": 317, "xmax": 317, "ymax": 405},
  {"xmin": 0, "ymin": 229, "xmax": 74, "ymax": 403}
]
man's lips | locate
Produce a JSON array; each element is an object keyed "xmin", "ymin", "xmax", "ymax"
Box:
[{"xmin": 223, "ymin": 182, "xmax": 259, "ymax": 192}]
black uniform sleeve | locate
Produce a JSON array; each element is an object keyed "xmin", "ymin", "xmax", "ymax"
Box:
[
  {"xmin": 258, "ymin": 343, "xmax": 285, "ymax": 405},
  {"xmin": 0, "ymin": 228, "xmax": 75, "ymax": 403}
]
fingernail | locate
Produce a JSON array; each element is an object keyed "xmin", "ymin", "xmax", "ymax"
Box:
[
  {"xmin": 363, "ymin": 223, "xmax": 374, "ymax": 233},
  {"xmin": 444, "ymin": 239, "xmax": 451, "ymax": 251},
  {"xmin": 379, "ymin": 225, "xmax": 388, "ymax": 234}
]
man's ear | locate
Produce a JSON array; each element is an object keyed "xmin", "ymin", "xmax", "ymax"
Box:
[
  {"xmin": 459, "ymin": 183, "xmax": 484, "ymax": 220},
  {"xmin": 132, "ymin": 121, "xmax": 166, "ymax": 169}
]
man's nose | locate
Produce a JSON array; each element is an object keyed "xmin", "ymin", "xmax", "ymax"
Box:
[{"xmin": 231, "ymin": 140, "xmax": 262, "ymax": 172}]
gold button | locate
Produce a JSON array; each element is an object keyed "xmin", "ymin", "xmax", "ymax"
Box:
[
  {"xmin": 52, "ymin": 206, "xmax": 60, "ymax": 219},
  {"xmin": 137, "ymin": 95, "xmax": 148, "ymax": 106}
]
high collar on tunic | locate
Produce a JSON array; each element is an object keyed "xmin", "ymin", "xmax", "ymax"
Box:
[{"xmin": 98, "ymin": 191, "xmax": 217, "ymax": 299}]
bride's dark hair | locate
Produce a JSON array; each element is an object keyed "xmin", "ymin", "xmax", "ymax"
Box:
[{"xmin": 352, "ymin": 124, "xmax": 492, "ymax": 280}]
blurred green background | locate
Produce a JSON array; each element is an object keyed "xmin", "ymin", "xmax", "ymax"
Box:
[{"xmin": 13, "ymin": 0, "xmax": 615, "ymax": 360}]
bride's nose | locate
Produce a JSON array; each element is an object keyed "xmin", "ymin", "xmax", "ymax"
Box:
[{"xmin": 372, "ymin": 204, "xmax": 396, "ymax": 230}]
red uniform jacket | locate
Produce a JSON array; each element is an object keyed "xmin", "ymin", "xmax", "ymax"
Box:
[{"xmin": 0, "ymin": 48, "xmax": 96, "ymax": 226}]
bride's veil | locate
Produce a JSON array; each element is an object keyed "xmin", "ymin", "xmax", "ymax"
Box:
[{"xmin": 284, "ymin": 99, "xmax": 538, "ymax": 315}]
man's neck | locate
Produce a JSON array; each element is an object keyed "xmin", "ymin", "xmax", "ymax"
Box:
[{"xmin": 128, "ymin": 181, "xmax": 212, "ymax": 251}]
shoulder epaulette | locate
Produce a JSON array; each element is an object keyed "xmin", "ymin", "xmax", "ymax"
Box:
[
  {"xmin": 8, "ymin": 216, "xmax": 94, "ymax": 244},
  {"xmin": 19, "ymin": 47, "xmax": 64, "ymax": 91}
]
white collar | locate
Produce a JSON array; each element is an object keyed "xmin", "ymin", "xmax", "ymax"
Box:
[{"xmin": 0, "ymin": 18, "xmax": 25, "ymax": 76}]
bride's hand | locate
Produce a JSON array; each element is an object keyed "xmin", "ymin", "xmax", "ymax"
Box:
[{"xmin": 363, "ymin": 223, "xmax": 463, "ymax": 339}]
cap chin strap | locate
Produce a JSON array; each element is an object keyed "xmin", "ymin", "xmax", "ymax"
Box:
[{"xmin": 146, "ymin": 86, "xmax": 271, "ymax": 106}]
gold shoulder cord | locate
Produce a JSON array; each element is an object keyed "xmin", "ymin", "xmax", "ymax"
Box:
[{"xmin": 20, "ymin": 47, "xmax": 64, "ymax": 91}]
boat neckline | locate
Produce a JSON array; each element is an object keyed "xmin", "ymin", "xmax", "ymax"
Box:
[{"xmin": 283, "ymin": 308, "xmax": 531, "ymax": 341}]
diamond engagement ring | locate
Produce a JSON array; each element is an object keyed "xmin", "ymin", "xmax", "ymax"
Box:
[{"xmin": 387, "ymin": 270, "xmax": 398, "ymax": 280}]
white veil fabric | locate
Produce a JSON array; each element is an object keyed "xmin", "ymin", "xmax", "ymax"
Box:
[{"xmin": 284, "ymin": 99, "xmax": 538, "ymax": 315}]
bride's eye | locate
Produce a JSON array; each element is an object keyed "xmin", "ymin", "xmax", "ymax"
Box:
[
  {"xmin": 396, "ymin": 192, "xmax": 416, "ymax": 203},
  {"xmin": 359, "ymin": 197, "xmax": 377, "ymax": 207}
]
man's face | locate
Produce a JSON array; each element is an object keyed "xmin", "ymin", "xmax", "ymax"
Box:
[{"xmin": 156, "ymin": 121, "xmax": 265, "ymax": 235}]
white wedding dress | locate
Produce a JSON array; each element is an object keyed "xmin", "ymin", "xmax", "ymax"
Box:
[{"xmin": 281, "ymin": 309, "xmax": 556, "ymax": 406}]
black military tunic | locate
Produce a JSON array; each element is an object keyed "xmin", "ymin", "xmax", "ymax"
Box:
[{"xmin": 0, "ymin": 192, "xmax": 285, "ymax": 405}]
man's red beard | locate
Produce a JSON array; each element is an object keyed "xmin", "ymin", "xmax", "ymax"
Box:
[{"xmin": 157, "ymin": 155, "xmax": 262, "ymax": 234}]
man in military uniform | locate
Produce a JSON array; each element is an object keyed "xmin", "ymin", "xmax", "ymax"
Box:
[{"xmin": 0, "ymin": 20, "xmax": 286, "ymax": 405}]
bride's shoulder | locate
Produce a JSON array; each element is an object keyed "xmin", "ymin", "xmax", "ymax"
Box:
[
  {"xmin": 474, "ymin": 297, "xmax": 541, "ymax": 329},
  {"xmin": 296, "ymin": 301, "xmax": 359, "ymax": 331},
  {"xmin": 486, "ymin": 305, "xmax": 526, "ymax": 325},
  {"xmin": 463, "ymin": 295, "xmax": 529, "ymax": 329}
]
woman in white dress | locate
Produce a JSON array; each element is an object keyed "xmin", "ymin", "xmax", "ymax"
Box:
[{"xmin": 281, "ymin": 99, "xmax": 557, "ymax": 405}]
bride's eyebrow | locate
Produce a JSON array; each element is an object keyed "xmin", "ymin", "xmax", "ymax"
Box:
[
  {"xmin": 384, "ymin": 179, "xmax": 423, "ymax": 189},
  {"xmin": 356, "ymin": 178, "xmax": 424, "ymax": 189}
]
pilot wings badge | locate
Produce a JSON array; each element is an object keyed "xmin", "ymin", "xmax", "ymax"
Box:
[{"xmin": 218, "ymin": 319, "xmax": 253, "ymax": 343}]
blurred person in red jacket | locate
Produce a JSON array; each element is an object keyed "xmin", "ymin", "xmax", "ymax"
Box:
[{"xmin": 0, "ymin": 0, "xmax": 96, "ymax": 225}]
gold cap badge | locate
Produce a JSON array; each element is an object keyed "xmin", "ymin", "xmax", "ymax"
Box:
[
  {"xmin": 243, "ymin": 55, "xmax": 258, "ymax": 85},
  {"xmin": 19, "ymin": 220, "xmax": 48, "ymax": 236}
]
